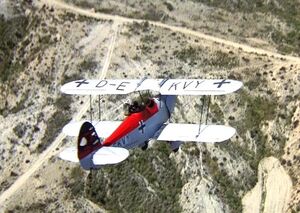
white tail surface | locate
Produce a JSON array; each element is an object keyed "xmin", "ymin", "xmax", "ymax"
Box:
[
  {"xmin": 92, "ymin": 147, "xmax": 129, "ymax": 165},
  {"xmin": 59, "ymin": 146, "xmax": 129, "ymax": 165},
  {"xmin": 63, "ymin": 120, "xmax": 122, "ymax": 137},
  {"xmin": 157, "ymin": 124, "xmax": 236, "ymax": 142},
  {"xmin": 59, "ymin": 147, "xmax": 79, "ymax": 163}
]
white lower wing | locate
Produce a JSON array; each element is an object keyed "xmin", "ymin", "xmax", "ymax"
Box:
[
  {"xmin": 63, "ymin": 120, "xmax": 122, "ymax": 137},
  {"xmin": 59, "ymin": 147, "xmax": 79, "ymax": 163},
  {"xmin": 93, "ymin": 147, "xmax": 129, "ymax": 165},
  {"xmin": 157, "ymin": 123, "xmax": 236, "ymax": 142}
]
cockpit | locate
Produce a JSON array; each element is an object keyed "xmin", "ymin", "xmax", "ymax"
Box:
[{"xmin": 123, "ymin": 98, "xmax": 155, "ymax": 116}]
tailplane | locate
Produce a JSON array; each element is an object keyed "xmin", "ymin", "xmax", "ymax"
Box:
[
  {"xmin": 77, "ymin": 121, "xmax": 102, "ymax": 169},
  {"xmin": 59, "ymin": 121, "xmax": 129, "ymax": 170}
]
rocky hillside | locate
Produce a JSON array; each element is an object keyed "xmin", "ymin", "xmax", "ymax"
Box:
[{"xmin": 0, "ymin": 0, "xmax": 299, "ymax": 212}]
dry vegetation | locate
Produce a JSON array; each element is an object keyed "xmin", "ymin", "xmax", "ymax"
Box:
[{"xmin": 0, "ymin": 0, "xmax": 299, "ymax": 212}]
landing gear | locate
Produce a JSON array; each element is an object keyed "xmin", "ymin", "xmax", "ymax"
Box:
[
  {"xmin": 172, "ymin": 148, "xmax": 179, "ymax": 153},
  {"xmin": 85, "ymin": 168, "xmax": 94, "ymax": 194},
  {"xmin": 197, "ymin": 95, "xmax": 211, "ymax": 135},
  {"xmin": 141, "ymin": 141, "xmax": 149, "ymax": 150},
  {"xmin": 168, "ymin": 141, "xmax": 182, "ymax": 153}
]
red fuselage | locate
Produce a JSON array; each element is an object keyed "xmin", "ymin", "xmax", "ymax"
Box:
[{"xmin": 102, "ymin": 100, "xmax": 159, "ymax": 146}]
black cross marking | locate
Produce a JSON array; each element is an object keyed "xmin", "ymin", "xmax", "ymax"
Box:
[
  {"xmin": 213, "ymin": 79, "xmax": 231, "ymax": 88},
  {"xmin": 138, "ymin": 121, "xmax": 146, "ymax": 134},
  {"xmin": 75, "ymin": 79, "xmax": 89, "ymax": 87}
]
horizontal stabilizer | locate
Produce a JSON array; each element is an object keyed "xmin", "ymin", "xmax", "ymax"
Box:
[
  {"xmin": 59, "ymin": 147, "xmax": 79, "ymax": 163},
  {"xmin": 157, "ymin": 124, "xmax": 236, "ymax": 142},
  {"xmin": 63, "ymin": 120, "xmax": 121, "ymax": 137},
  {"xmin": 93, "ymin": 147, "xmax": 129, "ymax": 165},
  {"xmin": 59, "ymin": 146, "xmax": 129, "ymax": 165},
  {"xmin": 61, "ymin": 79, "xmax": 242, "ymax": 96}
]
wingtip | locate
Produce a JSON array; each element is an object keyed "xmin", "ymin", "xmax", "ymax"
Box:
[
  {"xmin": 237, "ymin": 80, "xmax": 244, "ymax": 90},
  {"xmin": 60, "ymin": 82, "xmax": 69, "ymax": 94},
  {"xmin": 227, "ymin": 79, "xmax": 243, "ymax": 94}
]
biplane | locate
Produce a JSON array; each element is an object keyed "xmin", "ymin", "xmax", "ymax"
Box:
[{"xmin": 59, "ymin": 78, "xmax": 242, "ymax": 170}]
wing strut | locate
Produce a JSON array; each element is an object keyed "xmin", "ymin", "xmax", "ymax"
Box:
[
  {"xmin": 198, "ymin": 96, "xmax": 206, "ymax": 135},
  {"xmin": 137, "ymin": 77, "xmax": 147, "ymax": 104},
  {"xmin": 89, "ymin": 95, "xmax": 93, "ymax": 122},
  {"xmin": 88, "ymin": 95, "xmax": 102, "ymax": 123},
  {"xmin": 199, "ymin": 145, "xmax": 204, "ymax": 178},
  {"xmin": 205, "ymin": 96, "xmax": 211, "ymax": 125},
  {"xmin": 98, "ymin": 95, "xmax": 102, "ymax": 121},
  {"xmin": 197, "ymin": 96, "xmax": 211, "ymax": 135}
]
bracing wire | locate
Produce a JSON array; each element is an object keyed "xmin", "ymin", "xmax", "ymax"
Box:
[
  {"xmin": 198, "ymin": 96, "xmax": 206, "ymax": 135},
  {"xmin": 89, "ymin": 95, "xmax": 92, "ymax": 122}
]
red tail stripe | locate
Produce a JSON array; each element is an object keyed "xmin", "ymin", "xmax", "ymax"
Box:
[
  {"xmin": 78, "ymin": 143, "xmax": 102, "ymax": 160},
  {"xmin": 102, "ymin": 101, "xmax": 159, "ymax": 146},
  {"xmin": 78, "ymin": 125, "xmax": 102, "ymax": 160}
]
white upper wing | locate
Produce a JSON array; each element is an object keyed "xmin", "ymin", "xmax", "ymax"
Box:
[
  {"xmin": 61, "ymin": 79, "xmax": 242, "ymax": 95},
  {"xmin": 158, "ymin": 79, "xmax": 243, "ymax": 95},
  {"xmin": 157, "ymin": 123, "xmax": 236, "ymax": 142},
  {"xmin": 61, "ymin": 79, "xmax": 140, "ymax": 95},
  {"xmin": 63, "ymin": 120, "xmax": 122, "ymax": 137}
]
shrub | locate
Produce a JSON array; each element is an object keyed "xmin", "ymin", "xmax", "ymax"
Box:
[
  {"xmin": 86, "ymin": 143, "xmax": 182, "ymax": 213},
  {"xmin": 0, "ymin": 15, "xmax": 29, "ymax": 82},
  {"xmin": 203, "ymin": 150, "xmax": 243, "ymax": 213},
  {"xmin": 36, "ymin": 95, "xmax": 72, "ymax": 153}
]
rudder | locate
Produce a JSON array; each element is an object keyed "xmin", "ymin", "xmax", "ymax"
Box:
[{"xmin": 77, "ymin": 121, "xmax": 102, "ymax": 169}]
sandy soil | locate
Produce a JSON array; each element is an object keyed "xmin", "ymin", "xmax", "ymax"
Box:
[
  {"xmin": 39, "ymin": 0, "xmax": 300, "ymax": 63},
  {"xmin": 282, "ymin": 102, "xmax": 300, "ymax": 211},
  {"xmin": 242, "ymin": 157, "xmax": 292, "ymax": 213},
  {"xmin": 0, "ymin": 17, "xmax": 118, "ymax": 208},
  {"xmin": 0, "ymin": 0, "xmax": 299, "ymax": 211}
]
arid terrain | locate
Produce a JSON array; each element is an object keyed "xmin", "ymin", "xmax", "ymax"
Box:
[{"xmin": 0, "ymin": 0, "xmax": 299, "ymax": 212}]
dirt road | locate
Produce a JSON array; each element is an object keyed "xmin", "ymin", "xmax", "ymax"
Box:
[
  {"xmin": 40, "ymin": 0, "xmax": 300, "ymax": 63},
  {"xmin": 1, "ymin": 0, "xmax": 298, "ymax": 208},
  {"xmin": 0, "ymin": 20, "xmax": 118, "ymax": 207}
]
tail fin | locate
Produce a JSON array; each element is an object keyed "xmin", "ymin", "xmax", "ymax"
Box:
[
  {"xmin": 77, "ymin": 121, "xmax": 102, "ymax": 169},
  {"xmin": 76, "ymin": 121, "xmax": 130, "ymax": 170},
  {"xmin": 59, "ymin": 121, "xmax": 129, "ymax": 169}
]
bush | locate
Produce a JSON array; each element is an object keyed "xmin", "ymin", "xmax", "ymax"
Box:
[
  {"xmin": 209, "ymin": 51, "xmax": 239, "ymax": 69},
  {"xmin": 86, "ymin": 143, "xmax": 182, "ymax": 213},
  {"xmin": 173, "ymin": 46, "xmax": 199, "ymax": 63},
  {"xmin": 79, "ymin": 58, "xmax": 98, "ymax": 72},
  {"xmin": 0, "ymin": 15, "xmax": 29, "ymax": 82},
  {"xmin": 69, "ymin": 166, "xmax": 85, "ymax": 196},
  {"xmin": 203, "ymin": 150, "xmax": 243, "ymax": 213},
  {"xmin": 36, "ymin": 95, "xmax": 72, "ymax": 153},
  {"xmin": 194, "ymin": 0, "xmax": 300, "ymax": 55}
]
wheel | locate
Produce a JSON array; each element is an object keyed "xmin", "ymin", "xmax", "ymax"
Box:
[
  {"xmin": 172, "ymin": 148, "xmax": 179, "ymax": 153},
  {"xmin": 141, "ymin": 141, "xmax": 148, "ymax": 150}
]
